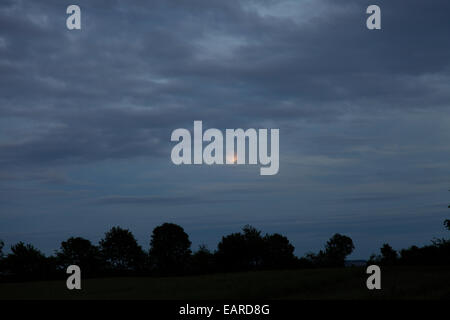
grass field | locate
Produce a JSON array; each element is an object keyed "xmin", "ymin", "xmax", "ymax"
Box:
[{"xmin": 0, "ymin": 266, "xmax": 449, "ymax": 299}]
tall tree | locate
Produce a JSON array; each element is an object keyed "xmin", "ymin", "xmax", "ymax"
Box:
[
  {"xmin": 149, "ymin": 223, "xmax": 191, "ymax": 275},
  {"xmin": 242, "ymin": 225, "xmax": 266, "ymax": 268},
  {"xmin": 0, "ymin": 240, "xmax": 4, "ymax": 272},
  {"xmin": 5, "ymin": 242, "xmax": 47, "ymax": 279},
  {"xmin": 216, "ymin": 232, "xmax": 248, "ymax": 271},
  {"xmin": 380, "ymin": 243, "xmax": 398, "ymax": 265},
  {"xmin": 99, "ymin": 226, "xmax": 145, "ymax": 272},
  {"xmin": 323, "ymin": 233, "xmax": 355, "ymax": 267},
  {"xmin": 0, "ymin": 239, "xmax": 4, "ymax": 260},
  {"xmin": 262, "ymin": 233, "xmax": 296, "ymax": 269},
  {"xmin": 190, "ymin": 245, "xmax": 214, "ymax": 274},
  {"xmin": 57, "ymin": 237, "xmax": 103, "ymax": 276},
  {"xmin": 216, "ymin": 225, "xmax": 266, "ymax": 271},
  {"xmin": 446, "ymin": 193, "xmax": 450, "ymax": 231}
]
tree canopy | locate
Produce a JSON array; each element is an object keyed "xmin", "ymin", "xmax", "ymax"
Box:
[
  {"xmin": 149, "ymin": 223, "xmax": 192, "ymax": 275},
  {"xmin": 100, "ymin": 226, "xmax": 145, "ymax": 272},
  {"xmin": 4, "ymin": 242, "xmax": 47, "ymax": 278},
  {"xmin": 216, "ymin": 225, "xmax": 296, "ymax": 271},
  {"xmin": 323, "ymin": 233, "xmax": 355, "ymax": 267},
  {"xmin": 0, "ymin": 240, "xmax": 4, "ymax": 260},
  {"xmin": 56, "ymin": 237, "xmax": 103, "ymax": 275}
]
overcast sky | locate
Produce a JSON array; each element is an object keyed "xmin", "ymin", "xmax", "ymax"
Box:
[{"xmin": 1, "ymin": 0, "xmax": 449, "ymax": 259}]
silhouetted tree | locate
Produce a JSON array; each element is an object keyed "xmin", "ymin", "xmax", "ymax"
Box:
[
  {"xmin": 216, "ymin": 225, "xmax": 295, "ymax": 271},
  {"xmin": 0, "ymin": 240, "xmax": 4, "ymax": 273},
  {"xmin": 4, "ymin": 242, "xmax": 47, "ymax": 279},
  {"xmin": 216, "ymin": 232, "xmax": 248, "ymax": 271},
  {"xmin": 149, "ymin": 223, "xmax": 191, "ymax": 275},
  {"xmin": 380, "ymin": 243, "xmax": 397, "ymax": 265},
  {"xmin": 56, "ymin": 237, "xmax": 103, "ymax": 276},
  {"xmin": 395, "ymin": 215, "xmax": 450, "ymax": 266},
  {"xmin": 380, "ymin": 243, "xmax": 398, "ymax": 265},
  {"xmin": 0, "ymin": 240, "xmax": 4, "ymax": 260},
  {"xmin": 262, "ymin": 233, "xmax": 296, "ymax": 269},
  {"xmin": 216, "ymin": 225, "xmax": 267, "ymax": 271},
  {"xmin": 305, "ymin": 234, "xmax": 355, "ymax": 267},
  {"xmin": 190, "ymin": 245, "xmax": 215, "ymax": 274},
  {"xmin": 100, "ymin": 226, "xmax": 146, "ymax": 273},
  {"xmin": 399, "ymin": 245, "xmax": 420, "ymax": 265},
  {"xmin": 399, "ymin": 241, "xmax": 450, "ymax": 266},
  {"xmin": 242, "ymin": 225, "xmax": 265, "ymax": 268}
]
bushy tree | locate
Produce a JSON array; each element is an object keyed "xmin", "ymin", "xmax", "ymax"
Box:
[
  {"xmin": 216, "ymin": 232, "xmax": 248, "ymax": 271},
  {"xmin": 0, "ymin": 240, "xmax": 4, "ymax": 260},
  {"xmin": 149, "ymin": 223, "xmax": 191, "ymax": 275},
  {"xmin": 242, "ymin": 225, "xmax": 265, "ymax": 268},
  {"xmin": 57, "ymin": 237, "xmax": 103, "ymax": 276},
  {"xmin": 216, "ymin": 225, "xmax": 266, "ymax": 271},
  {"xmin": 399, "ymin": 241, "xmax": 450, "ymax": 266},
  {"xmin": 190, "ymin": 245, "xmax": 215, "ymax": 274},
  {"xmin": 262, "ymin": 233, "xmax": 296, "ymax": 269},
  {"xmin": 5, "ymin": 242, "xmax": 47, "ymax": 279},
  {"xmin": 304, "ymin": 234, "xmax": 355, "ymax": 267},
  {"xmin": 380, "ymin": 243, "xmax": 398, "ymax": 265},
  {"xmin": 0, "ymin": 240, "xmax": 4, "ymax": 273},
  {"xmin": 100, "ymin": 226, "xmax": 146, "ymax": 273},
  {"xmin": 216, "ymin": 225, "xmax": 296, "ymax": 271},
  {"xmin": 323, "ymin": 234, "xmax": 355, "ymax": 267}
]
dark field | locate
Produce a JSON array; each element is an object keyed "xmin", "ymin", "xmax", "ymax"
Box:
[{"xmin": 0, "ymin": 266, "xmax": 449, "ymax": 300}]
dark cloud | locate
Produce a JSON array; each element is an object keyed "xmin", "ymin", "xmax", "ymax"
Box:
[{"xmin": 1, "ymin": 0, "xmax": 450, "ymax": 167}]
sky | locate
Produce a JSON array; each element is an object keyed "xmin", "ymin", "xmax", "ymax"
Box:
[{"xmin": 0, "ymin": 0, "xmax": 449, "ymax": 259}]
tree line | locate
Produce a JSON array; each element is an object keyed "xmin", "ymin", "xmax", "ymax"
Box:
[
  {"xmin": 0, "ymin": 219, "xmax": 448, "ymax": 282},
  {"xmin": 368, "ymin": 219, "xmax": 450, "ymax": 266}
]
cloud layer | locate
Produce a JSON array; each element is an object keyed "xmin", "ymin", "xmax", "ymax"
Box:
[{"xmin": 1, "ymin": 0, "xmax": 449, "ymax": 257}]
